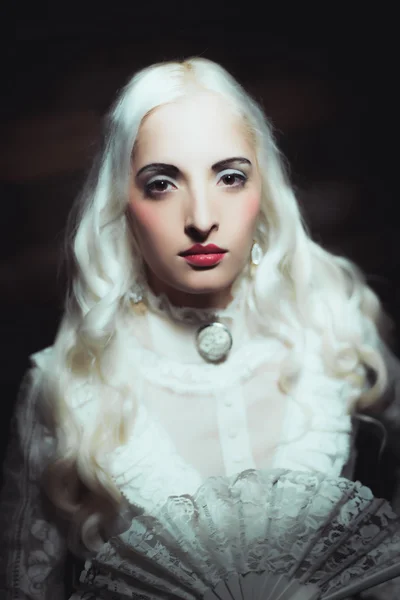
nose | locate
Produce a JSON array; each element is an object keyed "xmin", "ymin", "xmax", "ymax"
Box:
[{"xmin": 184, "ymin": 188, "xmax": 219, "ymax": 241}]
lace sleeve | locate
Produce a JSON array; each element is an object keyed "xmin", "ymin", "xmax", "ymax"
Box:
[
  {"xmin": 0, "ymin": 366, "xmax": 68, "ymax": 599},
  {"xmin": 376, "ymin": 341, "xmax": 400, "ymax": 462}
]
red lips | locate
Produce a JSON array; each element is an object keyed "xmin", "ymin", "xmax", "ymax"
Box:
[
  {"xmin": 179, "ymin": 244, "xmax": 227, "ymax": 267},
  {"xmin": 179, "ymin": 243, "xmax": 227, "ymax": 256}
]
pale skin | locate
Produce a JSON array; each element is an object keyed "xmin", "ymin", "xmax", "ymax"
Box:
[{"xmin": 128, "ymin": 91, "xmax": 262, "ymax": 309}]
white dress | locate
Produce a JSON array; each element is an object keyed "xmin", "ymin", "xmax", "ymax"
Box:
[{"xmin": 1, "ymin": 278, "xmax": 400, "ymax": 599}]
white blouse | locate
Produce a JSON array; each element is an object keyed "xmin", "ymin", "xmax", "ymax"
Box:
[{"xmin": 65, "ymin": 278, "xmax": 359, "ymax": 516}]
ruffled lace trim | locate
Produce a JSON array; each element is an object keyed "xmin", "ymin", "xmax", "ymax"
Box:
[
  {"xmin": 139, "ymin": 271, "xmax": 250, "ymax": 325},
  {"xmin": 128, "ymin": 336, "xmax": 285, "ymax": 393}
]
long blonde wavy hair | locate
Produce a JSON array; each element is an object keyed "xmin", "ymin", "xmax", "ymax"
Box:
[{"xmin": 39, "ymin": 57, "xmax": 390, "ymax": 556}]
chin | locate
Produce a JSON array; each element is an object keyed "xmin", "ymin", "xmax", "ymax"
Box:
[
  {"xmin": 176, "ymin": 269, "xmax": 241, "ymax": 295},
  {"xmin": 148, "ymin": 261, "xmax": 246, "ymax": 304}
]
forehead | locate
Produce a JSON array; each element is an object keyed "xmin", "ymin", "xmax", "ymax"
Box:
[{"xmin": 133, "ymin": 92, "xmax": 254, "ymax": 166}]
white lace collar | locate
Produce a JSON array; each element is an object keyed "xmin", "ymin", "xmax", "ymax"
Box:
[{"xmin": 143, "ymin": 273, "xmax": 251, "ymax": 327}]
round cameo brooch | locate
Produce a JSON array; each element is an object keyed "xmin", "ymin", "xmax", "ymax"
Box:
[{"xmin": 195, "ymin": 322, "xmax": 233, "ymax": 363}]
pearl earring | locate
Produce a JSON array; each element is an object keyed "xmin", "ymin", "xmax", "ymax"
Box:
[{"xmin": 250, "ymin": 241, "xmax": 262, "ymax": 276}]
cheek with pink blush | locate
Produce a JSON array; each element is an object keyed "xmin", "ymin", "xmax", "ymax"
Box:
[
  {"xmin": 235, "ymin": 190, "xmax": 262, "ymax": 231},
  {"xmin": 246, "ymin": 190, "xmax": 262, "ymax": 217},
  {"xmin": 129, "ymin": 200, "xmax": 167, "ymax": 243}
]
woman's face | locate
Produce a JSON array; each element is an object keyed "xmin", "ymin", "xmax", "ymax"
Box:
[{"xmin": 129, "ymin": 91, "xmax": 262, "ymax": 308}]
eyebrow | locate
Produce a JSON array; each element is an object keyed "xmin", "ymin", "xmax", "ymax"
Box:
[
  {"xmin": 211, "ymin": 157, "xmax": 252, "ymax": 171},
  {"xmin": 135, "ymin": 157, "xmax": 252, "ymax": 178},
  {"xmin": 136, "ymin": 163, "xmax": 179, "ymax": 178}
]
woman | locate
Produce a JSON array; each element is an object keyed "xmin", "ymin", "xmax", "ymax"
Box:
[{"xmin": 1, "ymin": 57, "xmax": 399, "ymax": 599}]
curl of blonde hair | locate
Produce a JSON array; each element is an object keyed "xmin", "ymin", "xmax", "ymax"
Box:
[{"xmin": 38, "ymin": 57, "xmax": 391, "ymax": 556}]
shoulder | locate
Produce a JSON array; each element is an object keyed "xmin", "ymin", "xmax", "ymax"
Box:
[
  {"xmin": 15, "ymin": 347, "xmax": 53, "ymax": 410},
  {"xmin": 29, "ymin": 345, "xmax": 54, "ymax": 370},
  {"xmin": 15, "ymin": 346, "xmax": 54, "ymax": 416}
]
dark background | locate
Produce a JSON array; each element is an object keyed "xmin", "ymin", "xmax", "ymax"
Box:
[{"xmin": 1, "ymin": 6, "xmax": 398, "ymax": 489}]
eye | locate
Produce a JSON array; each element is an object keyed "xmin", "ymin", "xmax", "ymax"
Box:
[
  {"xmin": 217, "ymin": 169, "xmax": 247, "ymax": 188},
  {"xmin": 144, "ymin": 177, "xmax": 177, "ymax": 197}
]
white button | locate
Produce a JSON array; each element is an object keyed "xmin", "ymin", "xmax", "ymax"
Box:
[
  {"xmin": 224, "ymin": 398, "xmax": 233, "ymax": 407},
  {"xmin": 228, "ymin": 428, "xmax": 237, "ymax": 438},
  {"xmin": 233, "ymin": 455, "xmax": 243, "ymax": 463}
]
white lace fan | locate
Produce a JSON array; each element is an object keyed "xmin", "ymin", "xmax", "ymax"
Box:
[{"xmin": 78, "ymin": 469, "xmax": 400, "ymax": 600}]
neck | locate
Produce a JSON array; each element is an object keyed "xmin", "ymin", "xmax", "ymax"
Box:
[{"xmin": 146, "ymin": 271, "xmax": 233, "ymax": 310}]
